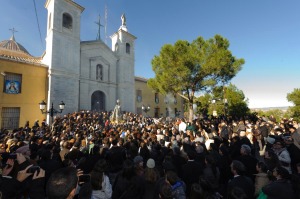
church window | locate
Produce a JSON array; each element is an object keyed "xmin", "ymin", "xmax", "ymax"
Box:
[
  {"xmin": 96, "ymin": 64, "xmax": 103, "ymax": 80},
  {"xmin": 136, "ymin": 90, "xmax": 142, "ymax": 102},
  {"xmin": 126, "ymin": 43, "xmax": 130, "ymax": 54},
  {"xmin": 166, "ymin": 108, "xmax": 169, "ymax": 117},
  {"xmin": 155, "ymin": 93, "xmax": 159, "ymax": 104},
  {"xmin": 115, "ymin": 43, "xmax": 119, "ymax": 52},
  {"xmin": 62, "ymin": 13, "xmax": 72, "ymax": 29},
  {"xmin": 164, "ymin": 96, "xmax": 169, "ymax": 104}
]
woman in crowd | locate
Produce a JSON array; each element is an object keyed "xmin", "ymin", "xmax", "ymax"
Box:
[
  {"xmin": 254, "ymin": 161, "xmax": 269, "ymax": 197},
  {"xmin": 90, "ymin": 159, "xmax": 112, "ymax": 199},
  {"xmin": 143, "ymin": 158, "xmax": 160, "ymax": 199},
  {"xmin": 262, "ymin": 166, "xmax": 296, "ymax": 199}
]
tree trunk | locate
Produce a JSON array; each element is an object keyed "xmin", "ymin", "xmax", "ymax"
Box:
[{"xmin": 188, "ymin": 102, "xmax": 194, "ymax": 122}]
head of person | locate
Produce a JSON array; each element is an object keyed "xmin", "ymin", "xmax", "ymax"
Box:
[
  {"xmin": 91, "ymin": 159, "xmax": 108, "ymax": 190},
  {"xmin": 231, "ymin": 160, "xmax": 246, "ymax": 176},
  {"xmin": 122, "ymin": 159, "xmax": 135, "ymax": 180},
  {"xmin": 159, "ymin": 182, "xmax": 173, "ymax": 199},
  {"xmin": 165, "ymin": 170, "xmax": 180, "ymax": 186},
  {"xmin": 256, "ymin": 161, "xmax": 268, "ymax": 173},
  {"xmin": 273, "ymin": 140, "xmax": 285, "ymax": 149},
  {"xmin": 239, "ymin": 131, "xmax": 246, "ymax": 137},
  {"xmin": 273, "ymin": 166, "xmax": 290, "ymax": 180},
  {"xmin": 144, "ymin": 158, "xmax": 158, "ymax": 183},
  {"xmin": 289, "ymin": 126, "xmax": 297, "ymax": 133},
  {"xmin": 240, "ymin": 144, "xmax": 251, "ymax": 156},
  {"xmin": 187, "ymin": 150, "xmax": 196, "ymax": 161},
  {"xmin": 46, "ymin": 167, "xmax": 78, "ymax": 199},
  {"xmin": 133, "ymin": 155, "xmax": 144, "ymax": 168}
]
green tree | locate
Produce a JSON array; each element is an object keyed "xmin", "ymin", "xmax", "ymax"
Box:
[
  {"xmin": 287, "ymin": 88, "xmax": 300, "ymax": 121},
  {"xmin": 148, "ymin": 35, "xmax": 245, "ymax": 121},
  {"xmin": 254, "ymin": 109, "xmax": 285, "ymax": 123},
  {"xmin": 198, "ymin": 84, "xmax": 249, "ymax": 119},
  {"xmin": 194, "ymin": 94, "xmax": 211, "ymax": 117},
  {"xmin": 225, "ymin": 84, "xmax": 249, "ymax": 119}
]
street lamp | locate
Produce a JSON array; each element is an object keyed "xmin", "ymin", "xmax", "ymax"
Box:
[
  {"xmin": 212, "ymin": 99, "xmax": 217, "ymax": 117},
  {"xmin": 142, "ymin": 104, "xmax": 150, "ymax": 116},
  {"xmin": 39, "ymin": 100, "xmax": 65, "ymax": 123},
  {"xmin": 224, "ymin": 98, "xmax": 228, "ymax": 116}
]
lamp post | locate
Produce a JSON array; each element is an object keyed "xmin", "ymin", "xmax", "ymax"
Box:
[
  {"xmin": 212, "ymin": 99, "xmax": 217, "ymax": 117},
  {"xmin": 141, "ymin": 104, "xmax": 150, "ymax": 116},
  {"xmin": 223, "ymin": 98, "xmax": 228, "ymax": 116},
  {"xmin": 39, "ymin": 100, "xmax": 65, "ymax": 123}
]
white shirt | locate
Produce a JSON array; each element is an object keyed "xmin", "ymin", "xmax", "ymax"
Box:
[{"xmin": 179, "ymin": 122, "xmax": 187, "ymax": 133}]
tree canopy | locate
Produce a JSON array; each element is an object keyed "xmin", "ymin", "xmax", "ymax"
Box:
[
  {"xmin": 287, "ymin": 88, "xmax": 300, "ymax": 121},
  {"xmin": 148, "ymin": 35, "xmax": 245, "ymax": 121},
  {"xmin": 195, "ymin": 84, "xmax": 249, "ymax": 120}
]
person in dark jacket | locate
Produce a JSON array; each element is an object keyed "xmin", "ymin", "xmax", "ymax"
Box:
[
  {"xmin": 112, "ymin": 159, "xmax": 145, "ymax": 199},
  {"xmin": 106, "ymin": 138, "xmax": 126, "ymax": 185},
  {"xmin": 0, "ymin": 153, "xmax": 46, "ymax": 199},
  {"xmin": 166, "ymin": 170, "xmax": 186, "ymax": 199},
  {"xmin": 227, "ymin": 160, "xmax": 254, "ymax": 199},
  {"xmin": 180, "ymin": 150, "xmax": 203, "ymax": 197},
  {"xmin": 262, "ymin": 166, "xmax": 296, "ymax": 199},
  {"xmin": 236, "ymin": 144, "xmax": 258, "ymax": 182}
]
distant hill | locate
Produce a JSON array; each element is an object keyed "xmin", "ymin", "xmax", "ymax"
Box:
[{"xmin": 250, "ymin": 106, "xmax": 289, "ymax": 112}]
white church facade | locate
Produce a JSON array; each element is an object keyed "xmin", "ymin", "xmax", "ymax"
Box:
[{"xmin": 43, "ymin": 0, "xmax": 136, "ymax": 115}]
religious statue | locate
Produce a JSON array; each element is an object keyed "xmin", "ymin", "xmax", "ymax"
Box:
[
  {"xmin": 110, "ymin": 99, "xmax": 122, "ymax": 123},
  {"xmin": 121, "ymin": 14, "xmax": 126, "ymax": 26}
]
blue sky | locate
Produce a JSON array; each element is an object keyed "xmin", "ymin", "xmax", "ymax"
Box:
[{"xmin": 1, "ymin": 0, "xmax": 300, "ymax": 108}]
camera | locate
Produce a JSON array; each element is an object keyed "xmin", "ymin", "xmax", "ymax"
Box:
[
  {"xmin": 78, "ymin": 174, "xmax": 91, "ymax": 183},
  {"xmin": 27, "ymin": 166, "xmax": 40, "ymax": 174}
]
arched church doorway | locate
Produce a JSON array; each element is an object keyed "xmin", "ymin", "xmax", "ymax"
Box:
[{"xmin": 91, "ymin": 91, "xmax": 105, "ymax": 111}]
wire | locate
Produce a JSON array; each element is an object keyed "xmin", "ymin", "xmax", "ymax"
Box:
[{"xmin": 32, "ymin": 0, "xmax": 44, "ymax": 50}]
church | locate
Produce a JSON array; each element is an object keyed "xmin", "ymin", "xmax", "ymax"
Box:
[
  {"xmin": 0, "ymin": 0, "xmax": 183, "ymax": 129},
  {"xmin": 43, "ymin": 0, "xmax": 136, "ymax": 114}
]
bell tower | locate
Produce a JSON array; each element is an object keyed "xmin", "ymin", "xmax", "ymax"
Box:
[
  {"xmin": 43, "ymin": 0, "xmax": 84, "ymax": 117},
  {"xmin": 110, "ymin": 14, "xmax": 137, "ymax": 112}
]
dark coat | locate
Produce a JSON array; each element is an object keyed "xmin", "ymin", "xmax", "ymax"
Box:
[
  {"xmin": 106, "ymin": 146, "xmax": 126, "ymax": 173},
  {"xmin": 227, "ymin": 175, "xmax": 254, "ymax": 199},
  {"xmin": 236, "ymin": 155, "xmax": 258, "ymax": 181},
  {"xmin": 112, "ymin": 174, "xmax": 145, "ymax": 199},
  {"xmin": 262, "ymin": 179, "xmax": 296, "ymax": 199},
  {"xmin": 181, "ymin": 160, "xmax": 203, "ymax": 196},
  {"xmin": 0, "ymin": 173, "xmax": 45, "ymax": 199}
]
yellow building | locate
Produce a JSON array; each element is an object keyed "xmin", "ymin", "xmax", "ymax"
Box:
[
  {"xmin": 135, "ymin": 76, "xmax": 183, "ymax": 118},
  {"xmin": 0, "ymin": 35, "xmax": 48, "ymax": 130}
]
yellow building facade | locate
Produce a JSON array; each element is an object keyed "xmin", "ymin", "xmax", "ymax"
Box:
[
  {"xmin": 0, "ymin": 36, "xmax": 48, "ymax": 130},
  {"xmin": 135, "ymin": 76, "xmax": 183, "ymax": 118}
]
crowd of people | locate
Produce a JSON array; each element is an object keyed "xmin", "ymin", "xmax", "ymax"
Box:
[{"xmin": 0, "ymin": 110, "xmax": 300, "ymax": 199}]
